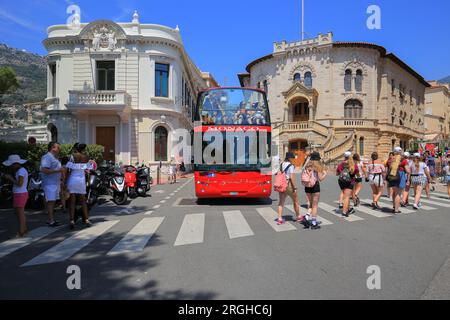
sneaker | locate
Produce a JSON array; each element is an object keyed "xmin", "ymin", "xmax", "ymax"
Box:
[
  {"xmin": 338, "ymin": 203, "xmax": 343, "ymax": 209},
  {"xmin": 342, "ymin": 211, "xmax": 349, "ymax": 218},
  {"xmin": 311, "ymin": 223, "xmax": 321, "ymax": 230},
  {"xmin": 413, "ymin": 204, "xmax": 419, "ymax": 210},
  {"xmin": 417, "ymin": 202, "xmax": 422, "ymax": 208},
  {"xmin": 47, "ymin": 220, "xmax": 60, "ymax": 227},
  {"xmin": 348, "ymin": 207, "xmax": 356, "ymax": 215},
  {"xmin": 276, "ymin": 218, "xmax": 285, "ymax": 225},
  {"xmin": 300, "ymin": 217, "xmax": 310, "ymax": 229}
]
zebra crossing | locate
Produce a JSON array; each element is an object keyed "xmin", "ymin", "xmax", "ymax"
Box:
[{"xmin": 0, "ymin": 193, "xmax": 448, "ymax": 267}]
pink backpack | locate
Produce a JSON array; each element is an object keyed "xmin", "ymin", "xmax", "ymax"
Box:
[
  {"xmin": 274, "ymin": 164, "xmax": 292, "ymax": 193},
  {"xmin": 301, "ymin": 167, "xmax": 317, "ymax": 188}
]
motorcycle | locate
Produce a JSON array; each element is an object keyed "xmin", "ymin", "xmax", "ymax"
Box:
[
  {"xmin": 100, "ymin": 163, "xmax": 128, "ymax": 205},
  {"xmin": 86, "ymin": 169, "xmax": 102, "ymax": 208},
  {"xmin": 123, "ymin": 165, "xmax": 138, "ymax": 199},
  {"xmin": 136, "ymin": 163, "xmax": 151, "ymax": 197},
  {"xmin": 27, "ymin": 170, "xmax": 45, "ymax": 210}
]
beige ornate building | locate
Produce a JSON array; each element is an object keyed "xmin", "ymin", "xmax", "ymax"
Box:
[
  {"xmin": 44, "ymin": 11, "xmax": 217, "ymax": 166},
  {"xmin": 238, "ymin": 32, "xmax": 430, "ymax": 163},
  {"xmin": 424, "ymin": 81, "xmax": 450, "ymax": 141}
]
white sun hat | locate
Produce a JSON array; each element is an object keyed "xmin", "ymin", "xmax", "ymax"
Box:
[
  {"xmin": 393, "ymin": 146, "xmax": 403, "ymax": 153},
  {"xmin": 344, "ymin": 151, "xmax": 352, "ymax": 158},
  {"xmin": 413, "ymin": 153, "xmax": 421, "ymax": 158},
  {"xmin": 2, "ymin": 154, "xmax": 27, "ymax": 166},
  {"xmin": 403, "ymin": 152, "xmax": 410, "ymax": 157}
]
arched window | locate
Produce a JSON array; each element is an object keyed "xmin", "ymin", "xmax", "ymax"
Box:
[
  {"xmin": 344, "ymin": 69, "xmax": 352, "ymax": 91},
  {"xmin": 154, "ymin": 126, "xmax": 168, "ymax": 161},
  {"xmin": 304, "ymin": 72, "xmax": 312, "ymax": 88},
  {"xmin": 257, "ymin": 82, "xmax": 261, "ymax": 89},
  {"xmin": 359, "ymin": 137, "xmax": 364, "ymax": 156},
  {"xmin": 263, "ymin": 80, "xmax": 268, "ymax": 94},
  {"xmin": 47, "ymin": 123, "xmax": 58, "ymax": 143},
  {"xmin": 355, "ymin": 69, "xmax": 363, "ymax": 92},
  {"xmin": 293, "ymin": 73, "xmax": 301, "ymax": 82},
  {"xmin": 344, "ymin": 99, "xmax": 363, "ymax": 118}
]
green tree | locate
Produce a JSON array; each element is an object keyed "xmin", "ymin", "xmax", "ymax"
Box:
[{"xmin": 0, "ymin": 66, "xmax": 20, "ymax": 95}]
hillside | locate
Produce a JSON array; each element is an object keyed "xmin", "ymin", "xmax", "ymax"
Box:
[
  {"xmin": 0, "ymin": 43, "xmax": 47, "ymax": 105},
  {"xmin": 439, "ymin": 75, "xmax": 450, "ymax": 84}
]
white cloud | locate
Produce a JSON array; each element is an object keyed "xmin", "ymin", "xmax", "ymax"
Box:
[{"xmin": 0, "ymin": 8, "xmax": 44, "ymax": 32}]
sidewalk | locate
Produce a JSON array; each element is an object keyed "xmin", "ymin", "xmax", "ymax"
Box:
[{"xmin": 151, "ymin": 173, "xmax": 194, "ymax": 185}]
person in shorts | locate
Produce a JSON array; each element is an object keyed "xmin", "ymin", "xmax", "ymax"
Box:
[
  {"xmin": 277, "ymin": 152, "xmax": 301, "ymax": 225},
  {"xmin": 301, "ymin": 152, "xmax": 327, "ymax": 230},
  {"xmin": 410, "ymin": 153, "xmax": 432, "ymax": 210},
  {"xmin": 2, "ymin": 155, "xmax": 29, "ymax": 237},
  {"xmin": 336, "ymin": 152, "xmax": 359, "ymax": 217},
  {"xmin": 40, "ymin": 142, "xmax": 63, "ymax": 227},
  {"xmin": 365, "ymin": 152, "xmax": 386, "ymax": 209}
]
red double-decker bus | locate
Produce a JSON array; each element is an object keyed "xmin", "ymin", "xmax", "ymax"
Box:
[{"xmin": 192, "ymin": 87, "xmax": 272, "ymax": 198}]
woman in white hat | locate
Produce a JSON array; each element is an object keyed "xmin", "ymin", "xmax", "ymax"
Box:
[{"xmin": 2, "ymin": 155, "xmax": 29, "ymax": 237}]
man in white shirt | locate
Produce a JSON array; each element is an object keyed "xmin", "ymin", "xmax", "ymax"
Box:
[{"xmin": 40, "ymin": 142, "xmax": 64, "ymax": 227}]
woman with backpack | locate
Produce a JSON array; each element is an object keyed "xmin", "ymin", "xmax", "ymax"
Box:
[
  {"xmin": 336, "ymin": 152, "xmax": 359, "ymax": 217},
  {"xmin": 409, "ymin": 153, "xmax": 432, "ymax": 210},
  {"xmin": 385, "ymin": 147, "xmax": 409, "ymax": 214},
  {"xmin": 365, "ymin": 152, "xmax": 386, "ymax": 209},
  {"xmin": 300, "ymin": 152, "xmax": 327, "ymax": 230},
  {"xmin": 275, "ymin": 152, "xmax": 301, "ymax": 225}
]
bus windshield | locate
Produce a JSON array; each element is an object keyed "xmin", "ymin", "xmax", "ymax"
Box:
[{"xmin": 197, "ymin": 88, "xmax": 270, "ymax": 125}]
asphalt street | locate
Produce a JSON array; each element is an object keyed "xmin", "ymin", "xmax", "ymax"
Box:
[{"xmin": 0, "ymin": 176, "xmax": 449, "ymax": 299}]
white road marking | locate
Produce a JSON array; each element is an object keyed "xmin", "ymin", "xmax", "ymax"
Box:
[
  {"xmin": 318, "ymin": 203, "xmax": 364, "ymax": 222},
  {"xmin": 155, "ymin": 190, "xmax": 165, "ymax": 194},
  {"xmin": 170, "ymin": 193, "xmax": 175, "ymax": 196},
  {"xmin": 431, "ymin": 191, "xmax": 449, "ymax": 198},
  {"xmin": 107, "ymin": 217, "xmax": 165, "ymax": 255},
  {"xmin": 256, "ymin": 207, "xmax": 297, "ymax": 232},
  {"xmin": 0, "ymin": 227, "xmax": 61, "ymax": 259},
  {"xmin": 357, "ymin": 200, "xmax": 396, "ymax": 218},
  {"xmin": 174, "ymin": 214, "xmax": 205, "ymax": 246},
  {"xmin": 165, "ymin": 196, "xmax": 171, "ymax": 200},
  {"xmin": 409, "ymin": 197, "xmax": 449, "ymax": 208},
  {"xmin": 365, "ymin": 199, "xmax": 415, "ymax": 214},
  {"xmin": 223, "ymin": 210, "xmax": 255, "ymax": 239},
  {"xmin": 144, "ymin": 210, "xmax": 154, "ymax": 215},
  {"xmin": 284, "ymin": 206, "xmax": 334, "ymax": 226},
  {"xmin": 160, "ymin": 200, "xmax": 166, "ymax": 203},
  {"xmin": 22, "ymin": 221, "xmax": 119, "ymax": 267},
  {"xmin": 428, "ymin": 195, "xmax": 450, "ymax": 204},
  {"xmin": 152, "ymin": 204, "xmax": 161, "ymax": 209}
]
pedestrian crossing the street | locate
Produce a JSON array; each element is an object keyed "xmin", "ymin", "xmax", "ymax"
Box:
[{"xmin": 1, "ymin": 193, "xmax": 448, "ymax": 267}]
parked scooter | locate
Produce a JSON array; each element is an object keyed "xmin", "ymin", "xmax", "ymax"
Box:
[
  {"xmin": 102, "ymin": 162, "xmax": 128, "ymax": 205},
  {"xmin": 136, "ymin": 163, "xmax": 151, "ymax": 197},
  {"xmin": 123, "ymin": 165, "xmax": 138, "ymax": 199},
  {"xmin": 27, "ymin": 169, "xmax": 45, "ymax": 210}
]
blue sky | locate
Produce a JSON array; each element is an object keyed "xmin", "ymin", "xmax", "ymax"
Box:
[{"xmin": 0, "ymin": 0, "xmax": 449, "ymax": 86}]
